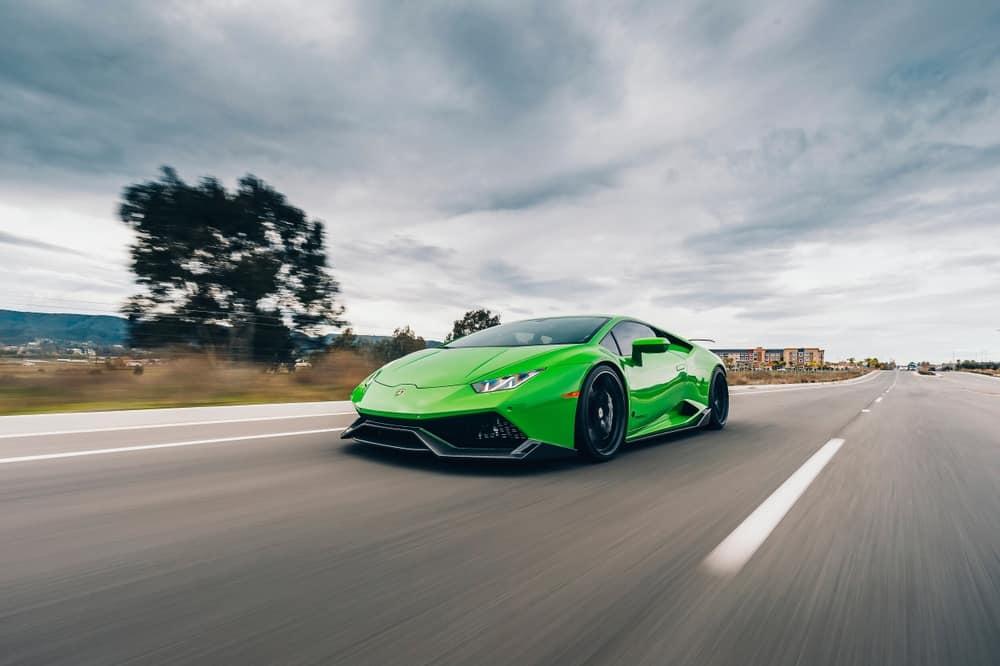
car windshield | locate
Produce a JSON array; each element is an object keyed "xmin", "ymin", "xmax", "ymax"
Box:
[{"xmin": 445, "ymin": 316, "xmax": 610, "ymax": 348}]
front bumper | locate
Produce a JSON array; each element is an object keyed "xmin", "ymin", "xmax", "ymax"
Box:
[
  {"xmin": 350, "ymin": 372, "xmax": 584, "ymax": 451},
  {"xmin": 341, "ymin": 414, "xmax": 565, "ymax": 460}
]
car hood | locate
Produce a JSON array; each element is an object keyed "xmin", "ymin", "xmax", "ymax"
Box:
[{"xmin": 374, "ymin": 346, "xmax": 569, "ymax": 388}]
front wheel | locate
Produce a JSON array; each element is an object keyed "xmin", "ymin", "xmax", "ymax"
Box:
[
  {"xmin": 705, "ymin": 367, "xmax": 729, "ymax": 430},
  {"xmin": 575, "ymin": 366, "xmax": 627, "ymax": 462}
]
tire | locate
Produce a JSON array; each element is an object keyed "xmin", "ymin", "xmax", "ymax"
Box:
[
  {"xmin": 575, "ymin": 366, "xmax": 627, "ymax": 462},
  {"xmin": 705, "ymin": 367, "xmax": 729, "ymax": 430}
]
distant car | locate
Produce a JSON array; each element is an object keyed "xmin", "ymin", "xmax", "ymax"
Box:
[{"xmin": 343, "ymin": 315, "xmax": 728, "ymax": 462}]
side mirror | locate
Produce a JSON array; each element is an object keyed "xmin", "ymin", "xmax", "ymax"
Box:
[{"xmin": 631, "ymin": 337, "xmax": 669, "ymax": 365}]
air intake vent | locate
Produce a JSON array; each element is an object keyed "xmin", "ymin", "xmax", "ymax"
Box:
[
  {"xmin": 364, "ymin": 413, "xmax": 527, "ymax": 450},
  {"xmin": 351, "ymin": 422, "xmax": 428, "ymax": 451}
]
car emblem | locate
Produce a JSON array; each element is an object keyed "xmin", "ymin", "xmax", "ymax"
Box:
[{"xmin": 395, "ymin": 388, "xmax": 406, "ymax": 396}]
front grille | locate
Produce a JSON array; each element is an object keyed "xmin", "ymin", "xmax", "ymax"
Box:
[{"xmin": 365, "ymin": 413, "xmax": 527, "ymax": 450}]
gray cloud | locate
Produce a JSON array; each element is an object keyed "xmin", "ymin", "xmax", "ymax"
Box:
[
  {"xmin": 452, "ymin": 162, "xmax": 625, "ymax": 213},
  {"xmin": 477, "ymin": 259, "xmax": 605, "ymax": 301},
  {"xmin": 417, "ymin": 4, "xmax": 600, "ymax": 114},
  {"xmin": 337, "ymin": 235, "xmax": 458, "ymax": 270},
  {"xmin": 939, "ymin": 253, "xmax": 1000, "ymax": 270},
  {"xmin": 1, "ymin": 0, "xmax": 999, "ymax": 359},
  {"xmin": 0, "ymin": 230, "xmax": 86, "ymax": 256},
  {"xmin": 687, "ymin": 137, "xmax": 1000, "ymax": 257}
]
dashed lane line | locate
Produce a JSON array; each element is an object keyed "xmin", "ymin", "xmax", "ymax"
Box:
[{"xmin": 704, "ymin": 438, "xmax": 847, "ymax": 575}]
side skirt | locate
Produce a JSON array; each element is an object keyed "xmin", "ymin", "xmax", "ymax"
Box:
[{"xmin": 625, "ymin": 406, "xmax": 711, "ymax": 444}]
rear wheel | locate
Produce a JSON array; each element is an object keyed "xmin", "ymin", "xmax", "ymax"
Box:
[
  {"xmin": 705, "ymin": 367, "xmax": 729, "ymax": 430},
  {"xmin": 575, "ymin": 366, "xmax": 627, "ymax": 462}
]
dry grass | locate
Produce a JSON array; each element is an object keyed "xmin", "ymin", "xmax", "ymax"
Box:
[
  {"xmin": 964, "ymin": 369, "xmax": 1000, "ymax": 378},
  {"xmin": 728, "ymin": 369, "xmax": 869, "ymax": 385},
  {"xmin": 0, "ymin": 351, "xmax": 378, "ymax": 415}
]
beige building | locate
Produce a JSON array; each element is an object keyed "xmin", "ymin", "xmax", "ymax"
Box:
[
  {"xmin": 713, "ymin": 346, "xmax": 825, "ymax": 369},
  {"xmin": 782, "ymin": 347, "xmax": 824, "ymax": 367}
]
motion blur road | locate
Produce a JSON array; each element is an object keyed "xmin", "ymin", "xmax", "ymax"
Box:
[{"xmin": 1, "ymin": 370, "xmax": 998, "ymax": 665}]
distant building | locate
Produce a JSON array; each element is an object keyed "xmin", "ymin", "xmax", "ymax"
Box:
[{"xmin": 712, "ymin": 346, "xmax": 825, "ymax": 369}]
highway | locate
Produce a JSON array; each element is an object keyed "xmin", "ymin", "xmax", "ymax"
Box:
[{"xmin": 0, "ymin": 370, "xmax": 998, "ymax": 665}]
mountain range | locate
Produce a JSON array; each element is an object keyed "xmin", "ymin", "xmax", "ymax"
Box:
[
  {"xmin": 0, "ymin": 309, "xmax": 127, "ymax": 346},
  {"xmin": 0, "ymin": 309, "xmax": 441, "ymax": 349}
]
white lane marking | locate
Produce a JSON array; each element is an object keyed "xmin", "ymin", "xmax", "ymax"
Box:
[
  {"xmin": 704, "ymin": 438, "xmax": 846, "ymax": 575},
  {"xmin": 0, "ymin": 428, "xmax": 346, "ymax": 466},
  {"xmin": 875, "ymin": 396, "xmax": 883, "ymax": 403},
  {"xmin": 861, "ymin": 409, "xmax": 871, "ymax": 413},
  {"xmin": 0, "ymin": 400, "xmax": 354, "ymax": 421},
  {"xmin": 0, "ymin": 412, "xmax": 355, "ymax": 440}
]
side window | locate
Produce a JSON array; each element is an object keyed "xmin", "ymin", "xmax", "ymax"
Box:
[
  {"xmin": 600, "ymin": 332, "xmax": 621, "ymax": 355},
  {"xmin": 610, "ymin": 322, "xmax": 656, "ymax": 357}
]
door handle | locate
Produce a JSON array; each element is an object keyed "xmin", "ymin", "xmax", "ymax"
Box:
[{"xmin": 676, "ymin": 363, "xmax": 686, "ymax": 372}]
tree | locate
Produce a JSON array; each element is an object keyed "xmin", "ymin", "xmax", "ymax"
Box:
[
  {"xmin": 250, "ymin": 310, "xmax": 295, "ymax": 366},
  {"xmin": 120, "ymin": 167, "xmax": 346, "ymax": 362},
  {"xmin": 330, "ymin": 327, "xmax": 360, "ymax": 352},
  {"xmin": 371, "ymin": 326, "xmax": 425, "ymax": 363},
  {"xmin": 445, "ymin": 309, "xmax": 501, "ymax": 343}
]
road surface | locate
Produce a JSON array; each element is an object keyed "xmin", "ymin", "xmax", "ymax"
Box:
[{"xmin": 0, "ymin": 370, "xmax": 997, "ymax": 665}]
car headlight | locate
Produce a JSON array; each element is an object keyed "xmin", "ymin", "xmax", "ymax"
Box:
[{"xmin": 471, "ymin": 369, "xmax": 543, "ymax": 393}]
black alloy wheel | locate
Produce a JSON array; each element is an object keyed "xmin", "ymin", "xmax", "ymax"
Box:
[
  {"xmin": 576, "ymin": 366, "xmax": 627, "ymax": 462},
  {"xmin": 705, "ymin": 367, "xmax": 729, "ymax": 430}
]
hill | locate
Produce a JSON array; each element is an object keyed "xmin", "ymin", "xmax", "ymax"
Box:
[
  {"xmin": 0, "ymin": 309, "xmax": 127, "ymax": 346},
  {"xmin": 0, "ymin": 309, "xmax": 443, "ymax": 350},
  {"xmin": 321, "ymin": 333, "xmax": 444, "ymax": 349}
]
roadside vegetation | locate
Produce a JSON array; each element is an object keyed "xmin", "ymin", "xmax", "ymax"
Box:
[
  {"xmin": 0, "ymin": 310, "xmax": 504, "ymax": 415},
  {"xmin": 728, "ymin": 369, "xmax": 870, "ymax": 385},
  {"xmin": 954, "ymin": 360, "xmax": 1000, "ymax": 377},
  {"xmin": 0, "ymin": 351, "xmax": 378, "ymax": 415},
  {"xmin": 964, "ymin": 369, "xmax": 1000, "ymax": 377}
]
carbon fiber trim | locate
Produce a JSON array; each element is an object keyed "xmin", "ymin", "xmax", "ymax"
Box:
[
  {"xmin": 342, "ymin": 416, "xmax": 545, "ymax": 460},
  {"xmin": 624, "ymin": 407, "xmax": 711, "ymax": 444}
]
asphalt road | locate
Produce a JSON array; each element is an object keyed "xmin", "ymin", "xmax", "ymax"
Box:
[{"xmin": 1, "ymin": 370, "xmax": 998, "ymax": 665}]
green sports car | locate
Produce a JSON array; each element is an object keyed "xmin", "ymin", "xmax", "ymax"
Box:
[{"xmin": 343, "ymin": 315, "xmax": 729, "ymax": 462}]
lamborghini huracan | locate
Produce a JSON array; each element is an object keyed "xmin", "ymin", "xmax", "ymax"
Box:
[{"xmin": 342, "ymin": 315, "xmax": 728, "ymax": 462}]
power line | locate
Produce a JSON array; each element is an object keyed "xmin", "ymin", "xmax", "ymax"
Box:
[{"xmin": 0, "ymin": 298, "xmax": 416, "ymax": 338}]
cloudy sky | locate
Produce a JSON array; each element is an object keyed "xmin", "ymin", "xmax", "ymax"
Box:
[{"xmin": 1, "ymin": 0, "xmax": 999, "ymax": 361}]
